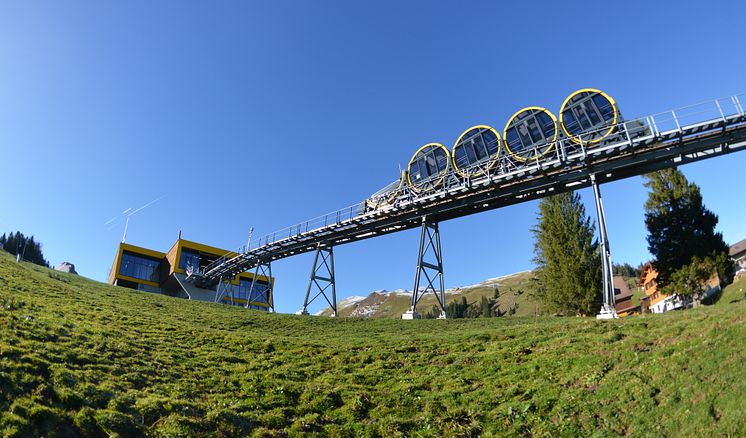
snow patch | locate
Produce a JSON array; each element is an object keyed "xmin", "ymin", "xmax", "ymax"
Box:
[
  {"xmin": 350, "ymin": 303, "xmax": 380, "ymax": 318},
  {"xmin": 484, "ymin": 271, "xmax": 531, "ymax": 283},
  {"xmin": 338, "ymin": 295, "xmax": 367, "ymax": 308}
]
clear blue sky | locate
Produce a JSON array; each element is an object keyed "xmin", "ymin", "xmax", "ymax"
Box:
[{"xmin": 2, "ymin": 1, "xmax": 745, "ymax": 314}]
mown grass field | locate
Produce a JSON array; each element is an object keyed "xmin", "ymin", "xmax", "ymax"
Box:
[{"xmin": 1, "ymin": 250, "xmax": 745, "ymax": 437}]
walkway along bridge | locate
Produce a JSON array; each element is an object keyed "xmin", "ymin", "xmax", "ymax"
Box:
[{"xmin": 187, "ymin": 92, "xmax": 746, "ymax": 319}]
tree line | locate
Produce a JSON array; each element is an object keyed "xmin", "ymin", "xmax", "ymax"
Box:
[
  {"xmin": 423, "ymin": 288, "xmax": 524, "ymax": 319},
  {"xmin": 612, "ymin": 262, "xmax": 642, "ymax": 279},
  {"xmin": 0, "ymin": 231, "xmax": 50, "ymax": 267}
]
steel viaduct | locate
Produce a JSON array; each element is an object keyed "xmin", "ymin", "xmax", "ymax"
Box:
[{"xmin": 187, "ymin": 92, "xmax": 746, "ymax": 319}]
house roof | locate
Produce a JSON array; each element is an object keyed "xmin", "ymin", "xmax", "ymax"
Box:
[
  {"xmin": 613, "ymin": 276, "xmax": 632, "ymax": 299},
  {"xmin": 729, "ymin": 239, "xmax": 746, "ymax": 257}
]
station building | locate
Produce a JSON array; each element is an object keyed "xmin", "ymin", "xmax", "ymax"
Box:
[{"xmin": 109, "ymin": 238, "xmax": 273, "ymax": 310}]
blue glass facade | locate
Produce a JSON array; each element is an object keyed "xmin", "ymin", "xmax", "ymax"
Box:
[
  {"xmin": 178, "ymin": 249, "xmax": 201, "ymax": 272},
  {"xmin": 119, "ymin": 251, "xmax": 161, "ymax": 283},
  {"xmin": 230, "ymin": 277, "xmax": 270, "ymax": 305}
]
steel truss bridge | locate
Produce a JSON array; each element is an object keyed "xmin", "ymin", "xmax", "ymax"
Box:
[{"xmin": 189, "ymin": 93, "xmax": 746, "ymax": 318}]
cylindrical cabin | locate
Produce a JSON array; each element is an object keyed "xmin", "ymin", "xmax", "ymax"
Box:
[
  {"xmin": 503, "ymin": 107, "xmax": 558, "ymax": 162},
  {"xmin": 560, "ymin": 88, "xmax": 618, "ymax": 145},
  {"xmin": 451, "ymin": 125, "xmax": 501, "ymax": 178},
  {"xmin": 407, "ymin": 143, "xmax": 450, "ymax": 192}
]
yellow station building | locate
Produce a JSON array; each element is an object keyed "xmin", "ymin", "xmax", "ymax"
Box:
[{"xmin": 109, "ymin": 238, "xmax": 273, "ymax": 310}]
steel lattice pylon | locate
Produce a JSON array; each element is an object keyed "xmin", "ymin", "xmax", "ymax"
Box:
[
  {"xmin": 301, "ymin": 244, "xmax": 337, "ymax": 316},
  {"xmin": 404, "ymin": 217, "xmax": 446, "ymax": 319},
  {"xmin": 248, "ymin": 260, "xmax": 274, "ymax": 312},
  {"xmin": 214, "ymin": 275, "xmax": 234, "ymax": 305}
]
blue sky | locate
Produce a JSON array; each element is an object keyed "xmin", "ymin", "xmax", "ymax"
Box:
[{"xmin": 1, "ymin": 1, "xmax": 745, "ymax": 314}]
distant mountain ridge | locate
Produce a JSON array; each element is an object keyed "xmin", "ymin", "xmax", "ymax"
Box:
[{"xmin": 318, "ymin": 270, "xmax": 538, "ymax": 318}]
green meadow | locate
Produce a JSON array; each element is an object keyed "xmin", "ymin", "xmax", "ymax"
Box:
[{"xmin": 1, "ymin": 250, "xmax": 744, "ymax": 437}]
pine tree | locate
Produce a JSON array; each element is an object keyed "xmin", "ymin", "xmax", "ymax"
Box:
[
  {"xmin": 532, "ymin": 191, "xmax": 602, "ymax": 316},
  {"xmin": 644, "ymin": 169, "xmax": 733, "ymax": 287},
  {"xmin": 6, "ymin": 232, "xmax": 17, "ymax": 255}
]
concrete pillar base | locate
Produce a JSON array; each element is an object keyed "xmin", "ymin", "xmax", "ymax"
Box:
[{"xmin": 596, "ymin": 307, "xmax": 618, "ymax": 320}]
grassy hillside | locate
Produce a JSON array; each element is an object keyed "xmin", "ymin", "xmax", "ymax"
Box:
[
  {"xmin": 711, "ymin": 274, "xmax": 746, "ymax": 306},
  {"xmin": 1, "ymin": 251, "xmax": 745, "ymax": 437}
]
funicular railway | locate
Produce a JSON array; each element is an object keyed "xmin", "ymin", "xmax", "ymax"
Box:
[{"xmin": 186, "ymin": 90, "xmax": 746, "ymax": 318}]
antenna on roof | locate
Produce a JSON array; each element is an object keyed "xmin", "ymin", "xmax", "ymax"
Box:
[{"xmin": 114, "ymin": 194, "xmax": 167, "ymax": 243}]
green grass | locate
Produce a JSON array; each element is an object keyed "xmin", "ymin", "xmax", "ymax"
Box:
[
  {"xmin": 1, "ymin": 250, "xmax": 745, "ymax": 437},
  {"xmin": 711, "ymin": 274, "xmax": 746, "ymax": 306}
]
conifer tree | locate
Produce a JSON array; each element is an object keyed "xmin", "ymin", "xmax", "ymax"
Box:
[
  {"xmin": 532, "ymin": 191, "xmax": 602, "ymax": 315},
  {"xmin": 643, "ymin": 169, "xmax": 732, "ymax": 287},
  {"xmin": 1, "ymin": 231, "xmax": 50, "ymax": 267}
]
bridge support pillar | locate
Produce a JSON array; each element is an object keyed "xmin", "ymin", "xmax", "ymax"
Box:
[
  {"xmin": 590, "ymin": 174, "xmax": 618, "ymax": 319},
  {"xmin": 403, "ymin": 217, "xmax": 446, "ymax": 320},
  {"xmin": 301, "ymin": 244, "xmax": 337, "ymax": 316},
  {"xmin": 214, "ymin": 275, "xmax": 237, "ymax": 305},
  {"xmin": 248, "ymin": 260, "xmax": 275, "ymax": 312}
]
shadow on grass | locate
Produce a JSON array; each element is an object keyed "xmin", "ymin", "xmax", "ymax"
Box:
[{"xmin": 701, "ymin": 288, "xmax": 724, "ymax": 306}]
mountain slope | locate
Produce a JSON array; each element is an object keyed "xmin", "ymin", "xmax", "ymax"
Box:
[
  {"xmin": 1, "ymin": 250, "xmax": 745, "ymax": 436},
  {"xmin": 320, "ymin": 271, "xmax": 540, "ymax": 318}
]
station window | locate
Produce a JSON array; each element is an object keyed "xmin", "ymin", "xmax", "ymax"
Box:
[
  {"xmin": 178, "ymin": 248, "xmax": 220, "ymax": 273},
  {"xmin": 236, "ymin": 278, "xmax": 251, "ymax": 301},
  {"xmin": 179, "ymin": 249, "xmax": 201, "ymax": 272},
  {"xmin": 119, "ymin": 251, "xmax": 161, "ymax": 283},
  {"xmin": 249, "ymin": 278, "xmax": 271, "ymax": 304}
]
